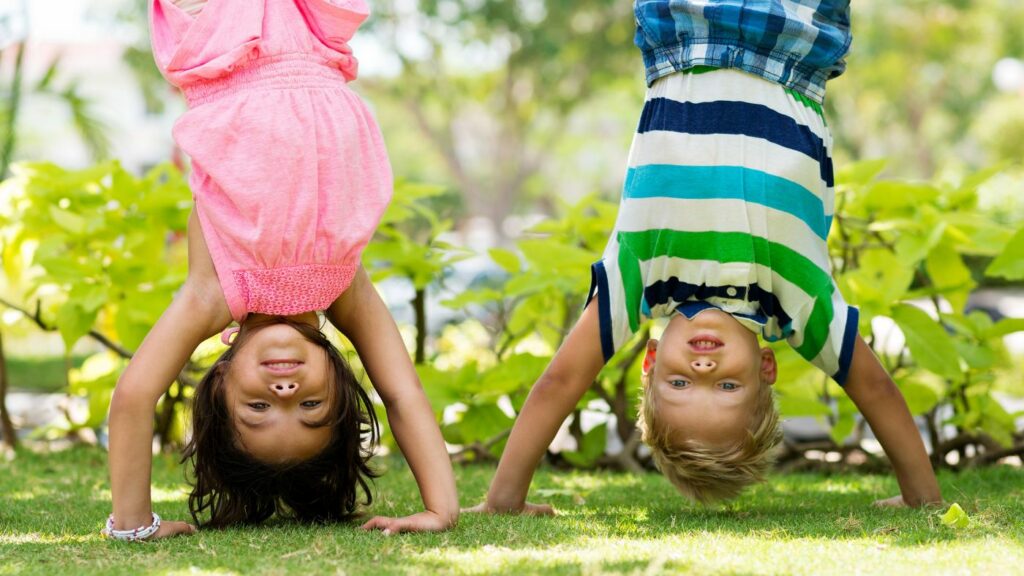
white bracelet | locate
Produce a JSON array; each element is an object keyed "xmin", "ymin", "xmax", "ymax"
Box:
[{"xmin": 102, "ymin": 513, "xmax": 162, "ymax": 541}]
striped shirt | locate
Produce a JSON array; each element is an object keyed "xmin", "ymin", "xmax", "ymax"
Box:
[
  {"xmin": 634, "ymin": 0, "xmax": 852, "ymax": 103},
  {"xmin": 589, "ymin": 69, "xmax": 858, "ymax": 384}
]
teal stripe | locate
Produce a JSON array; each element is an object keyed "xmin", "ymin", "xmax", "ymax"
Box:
[{"xmin": 624, "ymin": 164, "xmax": 830, "ymax": 240}]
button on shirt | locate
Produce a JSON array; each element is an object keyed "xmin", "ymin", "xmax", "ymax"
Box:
[{"xmin": 634, "ymin": 0, "xmax": 852, "ymax": 103}]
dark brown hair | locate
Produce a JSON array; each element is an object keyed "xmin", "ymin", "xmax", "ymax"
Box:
[{"xmin": 182, "ymin": 317, "xmax": 379, "ymax": 527}]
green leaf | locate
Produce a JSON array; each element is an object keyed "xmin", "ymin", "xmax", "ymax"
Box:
[
  {"xmin": 488, "ymin": 248, "xmax": 521, "ymax": 274},
  {"xmin": 777, "ymin": 394, "xmax": 831, "ymax": 417},
  {"xmin": 48, "ymin": 205, "xmax": 88, "ymax": 235},
  {"xmin": 890, "ymin": 304, "xmax": 962, "ymax": 380},
  {"xmin": 56, "ymin": 301, "xmax": 98, "ymax": 350},
  {"xmin": 984, "ymin": 318, "xmax": 1024, "ymax": 339},
  {"xmin": 940, "ymin": 503, "xmax": 970, "ymax": 529},
  {"xmin": 924, "ymin": 242, "xmax": 975, "ymax": 312},
  {"xmin": 985, "ymin": 227, "xmax": 1024, "ymax": 280},
  {"xmin": 836, "ymin": 159, "xmax": 888, "ymax": 187},
  {"xmin": 896, "ymin": 377, "xmax": 943, "ymax": 415},
  {"xmin": 864, "ymin": 181, "xmax": 940, "ymax": 211},
  {"xmin": 561, "ymin": 422, "xmax": 607, "ymax": 468}
]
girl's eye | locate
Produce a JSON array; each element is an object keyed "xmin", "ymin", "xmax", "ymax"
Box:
[
  {"xmin": 719, "ymin": 382, "xmax": 739, "ymax": 391},
  {"xmin": 248, "ymin": 402, "xmax": 270, "ymax": 410},
  {"xmin": 669, "ymin": 379, "xmax": 690, "ymax": 389},
  {"xmin": 301, "ymin": 400, "xmax": 322, "ymax": 408}
]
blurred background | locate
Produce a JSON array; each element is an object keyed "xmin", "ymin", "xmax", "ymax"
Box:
[{"xmin": 1, "ymin": 0, "xmax": 1022, "ymax": 471}]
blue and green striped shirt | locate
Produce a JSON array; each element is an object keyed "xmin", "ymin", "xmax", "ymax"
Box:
[{"xmin": 589, "ymin": 69, "xmax": 858, "ymax": 384}]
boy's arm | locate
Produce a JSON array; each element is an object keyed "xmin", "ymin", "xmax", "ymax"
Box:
[
  {"xmin": 842, "ymin": 335, "xmax": 942, "ymax": 507},
  {"xmin": 326, "ymin": 266, "xmax": 458, "ymax": 533},
  {"xmin": 108, "ymin": 210, "xmax": 231, "ymax": 537},
  {"xmin": 471, "ymin": 300, "xmax": 606, "ymax": 514}
]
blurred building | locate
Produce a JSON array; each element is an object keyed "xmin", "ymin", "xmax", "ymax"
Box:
[{"xmin": 2, "ymin": 0, "xmax": 181, "ymax": 172}]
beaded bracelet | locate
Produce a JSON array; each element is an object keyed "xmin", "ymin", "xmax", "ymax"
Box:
[{"xmin": 102, "ymin": 512, "xmax": 162, "ymax": 541}]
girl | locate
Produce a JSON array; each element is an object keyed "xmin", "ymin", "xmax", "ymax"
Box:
[{"xmin": 104, "ymin": 0, "xmax": 458, "ymax": 540}]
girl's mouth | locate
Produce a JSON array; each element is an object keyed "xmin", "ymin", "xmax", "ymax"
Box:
[{"xmin": 261, "ymin": 360, "xmax": 303, "ymax": 375}]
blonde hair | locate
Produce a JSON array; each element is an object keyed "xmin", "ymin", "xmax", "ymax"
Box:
[{"xmin": 638, "ymin": 378, "xmax": 782, "ymax": 504}]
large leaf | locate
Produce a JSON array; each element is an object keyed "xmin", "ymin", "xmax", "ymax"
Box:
[
  {"xmin": 890, "ymin": 304, "xmax": 962, "ymax": 380},
  {"xmin": 985, "ymin": 227, "xmax": 1024, "ymax": 280},
  {"xmin": 561, "ymin": 422, "xmax": 607, "ymax": 468}
]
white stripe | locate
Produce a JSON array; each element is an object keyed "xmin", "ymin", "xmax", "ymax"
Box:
[
  {"xmin": 626, "ymin": 131, "xmax": 832, "ymax": 210},
  {"xmin": 647, "ymin": 69, "xmax": 831, "ymax": 146},
  {"xmin": 612, "ymin": 197, "xmax": 834, "ymax": 272}
]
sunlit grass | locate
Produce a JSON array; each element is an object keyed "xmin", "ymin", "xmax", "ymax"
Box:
[{"xmin": 1, "ymin": 446, "xmax": 1022, "ymax": 575}]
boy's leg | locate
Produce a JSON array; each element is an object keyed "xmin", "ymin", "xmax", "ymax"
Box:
[{"xmin": 476, "ymin": 300, "xmax": 606, "ymax": 513}]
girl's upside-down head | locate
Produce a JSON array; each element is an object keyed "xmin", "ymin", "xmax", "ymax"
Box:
[{"xmin": 183, "ymin": 314, "xmax": 379, "ymax": 527}]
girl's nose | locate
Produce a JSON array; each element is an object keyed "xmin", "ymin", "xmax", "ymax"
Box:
[
  {"xmin": 270, "ymin": 382, "xmax": 299, "ymax": 398},
  {"xmin": 691, "ymin": 358, "xmax": 716, "ymax": 373}
]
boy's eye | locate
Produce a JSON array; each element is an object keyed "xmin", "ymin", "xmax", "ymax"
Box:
[
  {"xmin": 248, "ymin": 401, "xmax": 270, "ymax": 410},
  {"xmin": 669, "ymin": 379, "xmax": 690, "ymax": 389},
  {"xmin": 719, "ymin": 382, "xmax": 739, "ymax": 391},
  {"xmin": 301, "ymin": 400, "xmax": 322, "ymax": 408}
]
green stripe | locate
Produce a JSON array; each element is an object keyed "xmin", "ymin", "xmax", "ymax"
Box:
[
  {"xmin": 678, "ymin": 65, "xmax": 825, "ymax": 120},
  {"xmin": 615, "ymin": 229, "xmax": 836, "ymax": 360}
]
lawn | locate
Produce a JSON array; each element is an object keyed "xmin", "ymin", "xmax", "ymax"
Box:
[{"xmin": 1, "ymin": 447, "xmax": 1022, "ymax": 575}]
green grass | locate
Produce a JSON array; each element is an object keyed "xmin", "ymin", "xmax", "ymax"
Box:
[
  {"xmin": 4, "ymin": 356, "xmax": 87, "ymax": 392},
  {"xmin": 1, "ymin": 447, "xmax": 1022, "ymax": 575}
]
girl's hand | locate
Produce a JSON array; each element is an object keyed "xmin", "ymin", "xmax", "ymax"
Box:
[
  {"xmin": 153, "ymin": 520, "xmax": 198, "ymax": 539},
  {"xmin": 361, "ymin": 510, "xmax": 455, "ymax": 535},
  {"xmin": 462, "ymin": 501, "xmax": 555, "ymax": 516}
]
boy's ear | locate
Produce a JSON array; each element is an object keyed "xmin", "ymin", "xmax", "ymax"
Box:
[
  {"xmin": 642, "ymin": 339, "xmax": 658, "ymax": 377},
  {"xmin": 759, "ymin": 347, "xmax": 778, "ymax": 386}
]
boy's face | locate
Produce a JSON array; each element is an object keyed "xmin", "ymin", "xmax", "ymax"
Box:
[
  {"xmin": 222, "ymin": 315, "xmax": 334, "ymax": 464},
  {"xmin": 644, "ymin": 308, "xmax": 777, "ymax": 449}
]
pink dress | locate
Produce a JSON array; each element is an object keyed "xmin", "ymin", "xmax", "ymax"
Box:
[{"xmin": 150, "ymin": 0, "xmax": 392, "ymax": 321}]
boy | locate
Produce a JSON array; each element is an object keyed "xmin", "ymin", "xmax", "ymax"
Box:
[{"xmin": 470, "ymin": 0, "xmax": 941, "ymax": 511}]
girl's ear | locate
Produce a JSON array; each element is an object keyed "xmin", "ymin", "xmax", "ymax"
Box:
[
  {"xmin": 759, "ymin": 347, "xmax": 778, "ymax": 386},
  {"xmin": 642, "ymin": 339, "xmax": 659, "ymax": 377}
]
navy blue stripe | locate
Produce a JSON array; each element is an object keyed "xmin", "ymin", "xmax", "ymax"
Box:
[
  {"xmin": 591, "ymin": 262, "xmax": 615, "ymax": 362},
  {"xmin": 833, "ymin": 305, "xmax": 859, "ymax": 385},
  {"xmin": 644, "ymin": 278, "xmax": 794, "ymax": 331},
  {"xmin": 637, "ymin": 98, "xmax": 834, "ymax": 187}
]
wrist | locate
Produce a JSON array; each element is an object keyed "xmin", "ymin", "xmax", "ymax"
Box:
[{"xmin": 102, "ymin": 512, "xmax": 161, "ymax": 542}]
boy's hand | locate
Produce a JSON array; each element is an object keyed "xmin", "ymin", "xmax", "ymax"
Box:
[
  {"xmin": 873, "ymin": 495, "xmax": 943, "ymax": 508},
  {"xmin": 361, "ymin": 510, "xmax": 456, "ymax": 535},
  {"xmin": 873, "ymin": 495, "xmax": 907, "ymax": 508},
  {"xmin": 461, "ymin": 501, "xmax": 555, "ymax": 516}
]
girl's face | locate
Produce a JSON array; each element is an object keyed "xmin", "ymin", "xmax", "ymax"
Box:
[{"xmin": 222, "ymin": 314, "xmax": 334, "ymax": 464}]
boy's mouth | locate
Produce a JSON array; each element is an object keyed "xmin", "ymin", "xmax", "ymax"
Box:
[{"xmin": 688, "ymin": 335, "xmax": 724, "ymax": 352}]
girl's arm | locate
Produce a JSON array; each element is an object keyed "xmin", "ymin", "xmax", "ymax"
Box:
[
  {"xmin": 842, "ymin": 336, "xmax": 942, "ymax": 507},
  {"xmin": 108, "ymin": 210, "xmax": 231, "ymax": 537},
  {"xmin": 466, "ymin": 300, "xmax": 606, "ymax": 515},
  {"xmin": 326, "ymin": 267, "xmax": 458, "ymax": 533}
]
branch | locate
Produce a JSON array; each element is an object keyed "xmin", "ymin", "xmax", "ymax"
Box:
[{"xmin": 0, "ymin": 297, "xmax": 133, "ymax": 359}]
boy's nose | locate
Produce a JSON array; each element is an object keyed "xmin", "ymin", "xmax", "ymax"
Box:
[
  {"xmin": 691, "ymin": 358, "xmax": 716, "ymax": 373},
  {"xmin": 270, "ymin": 381, "xmax": 299, "ymax": 398}
]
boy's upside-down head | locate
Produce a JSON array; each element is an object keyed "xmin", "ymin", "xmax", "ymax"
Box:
[{"xmin": 638, "ymin": 306, "xmax": 783, "ymax": 504}]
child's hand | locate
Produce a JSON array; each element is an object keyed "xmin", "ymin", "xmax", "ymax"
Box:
[
  {"xmin": 461, "ymin": 501, "xmax": 555, "ymax": 516},
  {"xmin": 873, "ymin": 495, "xmax": 943, "ymax": 508},
  {"xmin": 873, "ymin": 495, "xmax": 907, "ymax": 508},
  {"xmin": 154, "ymin": 520, "xmax": 198, "ymax": 539},
  {"xmin": 361, "ymin": 510, "xmax": 455, "ymax": 535}
]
